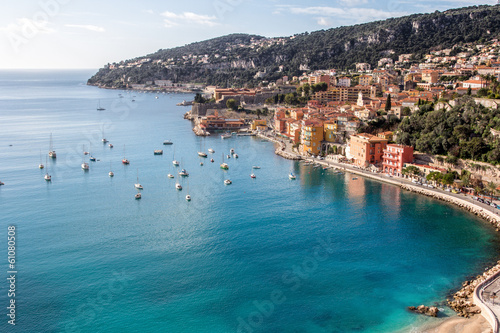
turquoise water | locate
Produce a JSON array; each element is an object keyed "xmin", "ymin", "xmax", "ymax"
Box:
[{"xmin": 0, "ymin": 70, "xmax": 499, "ymax": 333}]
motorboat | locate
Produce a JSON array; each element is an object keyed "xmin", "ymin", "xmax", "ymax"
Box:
[
  {"xmin": 179, "ymin": 169, "xmax": 189, "ymax": 177},
  {"xmin": 250, "ymin": 174, "xmax": 256, "ymax": 179},
  {"xmin": 167, "ymin": 174, "xmax": 174, "ymax": 178},
  {"xmin": 135, "ymin": 192, "xmax": 141, "ymax": 199},
  {"xmin": 81, "ymin": 162, "xmax": 89, "ymax": 170},
  {"xmin": 252, "ymin": 166, "xmax": 261, "ymax": 169},
  {"xmin": 289, "ymin": 173, "xmax": 296, "ymax": 180},
  {"xmin": 208, "ymin": 148, "xmax": 215, "ymax": 153},
  {"xmin": 224, "ymin": 179, "xmax": 232, "ymax": 185},
  {"xmin": 163, "ymin": 140, "xmax": 173, "ymax": 145},
  {"xmin": 154, "ymin": 150, "xmax": 163, "ymax": 155}
]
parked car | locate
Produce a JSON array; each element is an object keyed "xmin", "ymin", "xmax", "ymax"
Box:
[
  {"xmin": 472, "ymin": 196, "xmax": 478, "ymax": 200},
  {"xmin": 478, "ymin": 198, "xmax": 485, "ymax": 203},
  {"xmin": 428, "ymin": 185, "xmax": 434, "ymax": 189},
  {"xmin": 445, "ymin": 188, "xmax": 451, "ymax": 192},
  {"xmin": 485, "ymin": 200, "xmax": 491, "ymax": 205}
]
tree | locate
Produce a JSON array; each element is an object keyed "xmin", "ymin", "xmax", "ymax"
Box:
[
  {"xmin": 402, "ymin": 165, "xmax": 421, "ymax": 179},
  {"xmin": 385, "ymin": 94, "xmax": 392, "ymax": 112},
  {"xmin": 226, "ymin": 99, "xmax": 238, "ymax": 111},
  {"xmin": 467, "ymin": 86, "xmax": 472, "ymax": 96},
  {"xmin": 194, "ymin": 93, "xmax": 206, "ymax": 104},
  {"xmin": 487, "ymin": 181, "xmax": 497, "ymax": 200}
]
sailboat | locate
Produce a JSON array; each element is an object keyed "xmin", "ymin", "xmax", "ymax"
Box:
[
  {"xmin": 89, "ymin": 142, "xmax": 96, "ymax": 162},
  {"xmin": 178, "ymin": 158, "xmax": 189, "ymax": 177},
  {"xmin": 101, "ymin": 129, "xmax": 108, "ymax": 143},
  {"xmin": 172, "ymin": 147, "xmax": 179, "ymax": 166},
  {"xmin": 122, "ymin": 145, "xmax": 130, "ymax": 164},
  {"xmin": 44, "ymin": 156, "xmax": 51, "ymax": 181},
  {"xmin": 175, "ymin": 174, "xmax": 182, "ymax": 190},
  {"xmin": 81, "ymin": 145, "xmax": 89, "ymax": 170},
  {"xmin": 109, "ymin": 162, "xmax": 114, "ymax": 177},
  {"xmin": 134, "ymin": 169, "xmax": 143, "ymax": 189},
  {"xmin": 220, "ymin": 153, "xmax": 229, "ymax": 170},
  {"xmin": 97, "ymin": 100, "xmax": 105, "ymax": 111},
  {"xmin": 185, "ymin": 179, "xmax": 191, "ymax": 201},
  {"xmin": 39, "ymin": 149, "xmax": 44, "ymax": 169},
  {"xmin": 198, "ymin": 138, "xmax": 207, "ymax": 157},
  {"xmin": 48, "ymin": 133, "xmax": 56, "ymax": 159},
  {"xmin": 208, "ymin": 148, "xmax": 215, "ymax": 153},
  {"xmin": 135, "ymin": 190, "xmax": 142, "ymax": 199},
  {"xmin": 250, "ymin": 167, "xmax": 256, "ymax": 178}
]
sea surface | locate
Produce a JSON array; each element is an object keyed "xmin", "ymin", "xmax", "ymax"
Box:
[{"xmin": 0, "ymin": 70, "xmax": 499, "ymax": 333}]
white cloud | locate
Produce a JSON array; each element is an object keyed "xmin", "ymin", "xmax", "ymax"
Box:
[
  {"xmin": 338, "ymin": 0, "xmax": 369, "ymax": 6},
  {"xmin": 160, "ymin": 11, "xmax": 219, "ymax": 28},
  {"xmin": 317, "ymin": 17, "xmax": 332, "ymax": 26},
  {"xmin": 0, "ymin": 17, "xmax": 56, "ymax": 34},
  {"xmin": 286, "ymin": 6, "xmax": 408, "ymax": 24},
  {"xmin": 65, "ymin": 24, "xmax": 105, "ymax": 32}
]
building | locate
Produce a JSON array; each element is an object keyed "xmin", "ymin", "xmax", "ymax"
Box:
[
  {"xmin": 337, "ymin": 77, "xmax": 351, "ymax": 87},
  {"xmin": 323, "ymin": 120, "xmax": 337, "ymax": 143},
  {"xmin": 312, "ymin": 86, "xmax": 377, "ymax": 104},
  {"xmin": 251, "ymin": 119, "xmax": 267, "ymax": 131},
  {"xmin": 461, "ymin": 79, "xmax": 487, "ymax": 89},
  {"xmin": 421, "ymin": 70, "xmax": 439, "ymax": 84},
  {"xmin": 382, "ymin": 144, "xmax": 414, "ymax": 176},
  {"xmin": 301, "ymin": 119, "xmax": 324, "ymax": 155},
  {"xmin": 349, "ymin": 133, "xmax": 388, "ymax": 168},
  {"xmin": 359, "ymin": 75, "xmax": 373, "ymax": 86}
]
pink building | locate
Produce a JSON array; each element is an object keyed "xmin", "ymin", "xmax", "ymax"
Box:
[{"xmin": 382, "ymin": 144, "xmax": 414, "ymax": 176}]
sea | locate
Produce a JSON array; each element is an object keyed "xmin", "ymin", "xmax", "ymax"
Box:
[{"xmin": 0, "ymin": 69, "xmax": 499, "ymax": 333}]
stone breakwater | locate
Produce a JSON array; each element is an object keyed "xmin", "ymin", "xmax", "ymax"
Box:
[{"xmin": 401, "ymin": 184, "xmax": 500, "ymax": 319}]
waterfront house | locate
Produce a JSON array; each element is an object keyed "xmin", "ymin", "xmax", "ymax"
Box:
[
  {"xmin": 349, "ymin": 133, "xmax": 388, "ymax": 168},
  {"xmin": 382, "ymin": 144, "xmax": 414, "ymax": 176},
  {"xmin": 300, "ymin": 119, "xmax": 324, "ymax": 155}
]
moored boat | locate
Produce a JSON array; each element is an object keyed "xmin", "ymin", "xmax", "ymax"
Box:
[{"xmin": 154, "ymin": 150, "xmax": 163, "ymax": 155}]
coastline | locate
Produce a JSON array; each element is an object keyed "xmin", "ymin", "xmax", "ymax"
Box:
[{"xmin": 256, "ymin": 131, "xmax": 500, "ymax": 333}]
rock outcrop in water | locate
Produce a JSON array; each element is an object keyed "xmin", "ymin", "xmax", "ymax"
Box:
[{"xmin": 408, "ymin": 305, "xmax": 439, "ymax": 317}]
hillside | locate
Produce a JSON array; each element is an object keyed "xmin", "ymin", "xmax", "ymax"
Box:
[{"xmin": 88, "ymin": 5, "xmax": 500, "ymax": 88}]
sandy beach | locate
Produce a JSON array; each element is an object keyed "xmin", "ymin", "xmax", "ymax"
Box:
[{"xmin": 421, "ymin": 314, "xmax": 492, "ymax": 333}]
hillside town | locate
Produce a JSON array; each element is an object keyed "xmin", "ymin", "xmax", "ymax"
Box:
[{"xmin": 186, "ymin": 38, "xmax": 500, "ymax": 190}]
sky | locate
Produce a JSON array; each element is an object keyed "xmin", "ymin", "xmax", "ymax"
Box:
[{"xmin": 0, "ymin": 0, "xmax": 497, "ymax": 69}]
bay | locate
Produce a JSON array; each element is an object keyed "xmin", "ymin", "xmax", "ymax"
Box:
[{"xmin": 0, "ymin": 70, "xmax": 498, "ymax": 333}]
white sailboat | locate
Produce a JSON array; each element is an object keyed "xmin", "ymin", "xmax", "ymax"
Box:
[
  {"xmin": 185, "ymin": 179, "xmax": 191, "ymax": 201},
  {"xmin": 44, "ymin": 156, "xmax": 51, "ymax": 181},
  {"xmin": 81, "ymin": 145, "xmax": 89, "ymax": 170},
  {"xmin": 39, "ymin": 149, "xmax": 44, "ymax": 169},
  {"xmin": 135, "ymin": 191, "xmax": 141, "ymax": 199},
  {"xmin": 172, "ymin": 147, "xmax": 179, "ymax": 166},
  {"xmin": 198, "ymin": 138, "xmax": 207, "ymax": 157},
  {"xmin": 48, "ymin": 133, "xmax": 56, "ymax": 159},
  {"xmin": 134, "ymin": 169, "xmax": 143, "ymax": 189},
  {"xmin": 101, "ymin": 129, "xmax": 108, "ymax": 143},
  {"xmin": 109, "ymin": 162, "xmax": 114, "ymax": 177},
  {"xmin": 175, "ymin": 174, "xmax": 182, "ymax": 190}
]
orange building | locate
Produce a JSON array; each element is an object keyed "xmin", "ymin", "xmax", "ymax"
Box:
[
  {"xmin": 301, "ymin": 119, "xmax": 324, "ymax": 155},
  {"xmin": 349, "ymin": 133, "xmax": 388, "ymax": 167}
]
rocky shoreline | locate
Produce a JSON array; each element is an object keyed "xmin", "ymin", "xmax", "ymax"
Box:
[{"xmin": 400, "ymin": 184, "xmax": 500, "ymax": 322}]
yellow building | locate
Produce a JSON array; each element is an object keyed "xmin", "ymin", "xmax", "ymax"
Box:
[
  {"xmin": 251, "ymin": 119, "xmax": 267, "ymax": 131},
  {"xmin": 324, "ymin": 121, "xmax": 337, "ymax": 143},
  {"xmin": 301, "ymin": 119, "xmax": 324, "ymax": 155}
]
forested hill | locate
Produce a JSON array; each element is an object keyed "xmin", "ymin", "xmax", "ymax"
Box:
[{"xmin": 88, "ymin": 5, "xmax": 500, "ymax": 88}]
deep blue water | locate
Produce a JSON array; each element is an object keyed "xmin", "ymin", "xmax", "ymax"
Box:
[{"xmin": 0, "ymin": 70, "xmax": 499, "ymax": 333}]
